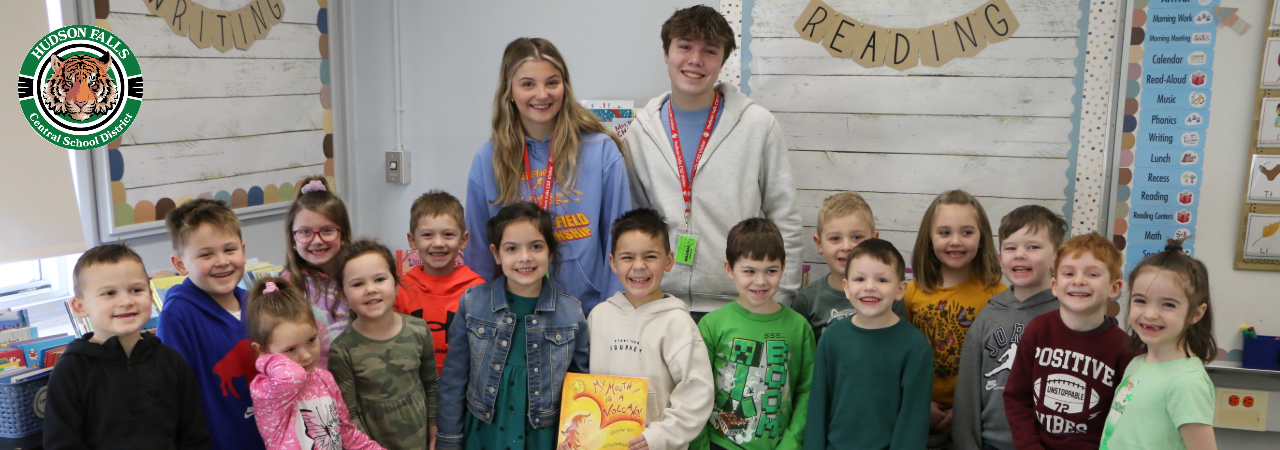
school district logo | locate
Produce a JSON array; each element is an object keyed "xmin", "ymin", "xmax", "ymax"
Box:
[{"xmin": 17, "ymin": 25, "xmax": 142, "ymax": 150}]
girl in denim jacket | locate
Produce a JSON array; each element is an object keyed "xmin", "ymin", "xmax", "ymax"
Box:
[{"xmin": 437, "ymin": 202, "xmax": 590, "ymax": 450}]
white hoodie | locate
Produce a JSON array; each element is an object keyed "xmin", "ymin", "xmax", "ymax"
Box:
[
  {"xmin": 622, "ymin": 83, "xmax": 803, "ymax": 312},
  {"xmin": 588, "ymin": 292, "xmax": 714, "ymax": 450}
]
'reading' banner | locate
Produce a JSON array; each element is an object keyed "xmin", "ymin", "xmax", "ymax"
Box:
[{"xmin": 794, "ymin": 0, "xmax": 1020, "ymax": 70}]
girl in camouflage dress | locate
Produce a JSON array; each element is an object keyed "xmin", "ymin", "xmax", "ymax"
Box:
[{"xmin": 328, "ymin": 240, "xmax": 440, "ymax": 450}]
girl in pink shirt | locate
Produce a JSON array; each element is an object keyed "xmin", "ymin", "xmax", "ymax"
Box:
[{"xmin": 246, "ymin": 278, "xmax": 383, "ymax": 450}]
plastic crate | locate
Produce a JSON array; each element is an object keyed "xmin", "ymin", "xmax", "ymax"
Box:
[{"xmin": 0, "ymin": 374, "xmax": 50, "ymax": 439}]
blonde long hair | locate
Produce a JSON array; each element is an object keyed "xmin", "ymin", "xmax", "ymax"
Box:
[{"xmin": 490, "ymin": 38, "xmax": 622, "ymax": 205}]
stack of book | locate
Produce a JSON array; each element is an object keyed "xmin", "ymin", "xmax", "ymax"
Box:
[
  {"xmin": 149, "ymin": 275, "xmax": 187, "ymax": 313},
  {"xmin": 240, "ymin": 260, "xmax": 284, "ymax": 290},
  {"xmin": 0, "ymin": 334, "xmax": 75, "ymax": 383}
]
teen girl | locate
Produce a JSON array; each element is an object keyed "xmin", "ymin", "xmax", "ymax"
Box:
[
  {"xmin": 245, "ymin": 277, "xmax": 383, "ymax": 450},
  {"xmin": 1100, "ymin": 238, "xmax": 1217, "ymax": 450},
  {"xmin": 464, "ymin": 37, "xmax": 630, "ymax": 315},
  {"xmin": 283, "ymin": 175, "xmax": 354, "ymax": 369},
  {"xmin": 437, "ymin": 202, "xmax": 590, "ymax": 450},
  {"xmin": 906, "ymin": 189, "xmax": 1007, "ymax": 445},
  {"xmin": 328, "ymin": 240, "xmax": 440, "ymax": 450}
]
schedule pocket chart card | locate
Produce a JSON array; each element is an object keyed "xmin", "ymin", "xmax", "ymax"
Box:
[
  {"xmin": 1120, "ymin": 0, "xmax": 1217, "ymax": 273},
  {"xmin": 1248, "ymin": 155, "xmax": 1280, "ymax": 204}
]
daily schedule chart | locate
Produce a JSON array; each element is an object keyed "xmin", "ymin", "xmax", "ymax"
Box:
[{"xmin": 1118, "ymin": 0, "xmax": 1217, "ymax": 274}]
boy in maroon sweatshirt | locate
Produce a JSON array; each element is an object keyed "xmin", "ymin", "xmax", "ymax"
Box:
[{"xmin": 1003, "ymin": 233, "xmax": 1140, "ymax": 450}]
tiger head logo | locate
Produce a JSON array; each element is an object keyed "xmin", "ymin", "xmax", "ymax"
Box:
[{"xmin": 41, "ymin": 53, "xmax": 119, "ymax": 121}]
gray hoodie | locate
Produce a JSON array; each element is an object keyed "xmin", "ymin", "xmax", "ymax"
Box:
[
  {"xmin": 952, "ymin": 288, "xmax": 1060, "ymax": 450},
  {"xmin": 622, "ymin": 83, "xmax": 802, "ymax": 312}
]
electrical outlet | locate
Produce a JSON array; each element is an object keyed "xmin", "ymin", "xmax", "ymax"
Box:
[
  {"xmin": 386, "ymin": 151, "xmax": 410, "ymax": 184},
  {"xmin": 1214, "ymin": 388, "xmax": 1270, "ymax": 431}
]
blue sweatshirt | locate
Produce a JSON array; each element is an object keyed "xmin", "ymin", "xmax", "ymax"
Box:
[
  {"xmin": 157, "ymin": 279, "xmax": 266, "ymax": 450},
  {"xmin": 464, "ymin": 132, "xmax": 630, "ymax": 315}
]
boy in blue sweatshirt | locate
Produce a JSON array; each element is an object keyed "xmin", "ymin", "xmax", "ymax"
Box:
[{"xmin": 157, "ymin": 199, "xmax": 266, "ymax": 450}]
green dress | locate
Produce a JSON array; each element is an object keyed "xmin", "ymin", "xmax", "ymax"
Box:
[
  {"xmin": 463, "ymin": 291, "xmax": 557, "ymax": 450},
  {"xmin": 329, "ymin": 314, "xmax": 439, "ymax": 450}
]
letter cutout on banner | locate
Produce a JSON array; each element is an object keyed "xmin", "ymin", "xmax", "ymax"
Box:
[
  {"xmin": 794, "ymin": 0, "xmax": 836, "ymax": 43},
  {"xmin": 147, "ymin": 0, "xmax": 286, "ymax": 53},
  {"xmin": 981, "ymin": 0, "xmax": 1020, "ymax": 43},
  {"xmin": 850, "ymin": 23, "xmax": 889, "ymax": 68},
  {"xmin": 792, "ymin": 0, "xmax": 1018, "ymax": 71},
  {"xmin": 822, "ymin": 15, "xmax": 859, "ymax": 58},
  {"xmin": 887, "ymin": 29, "xmax": 919, "ymax": 71}
]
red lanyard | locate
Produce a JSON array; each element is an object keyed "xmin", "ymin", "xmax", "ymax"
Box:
[
  {"xmin": 523, "ymin": 137, "xmax": 555, "ymax": 210},
  {"xmin": 668, "ymin": 93, "xmax": 720, "ymax": 215}
]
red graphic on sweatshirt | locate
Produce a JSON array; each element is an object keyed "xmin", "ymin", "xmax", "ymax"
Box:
[{"xmin": 214, "ymin": 339, "xmax": 259, "ymax": 398}]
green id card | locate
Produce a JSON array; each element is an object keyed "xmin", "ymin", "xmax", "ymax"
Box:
[{"xmin": 675, "ymin": 234, "xmax": 698, "ymax": 265}]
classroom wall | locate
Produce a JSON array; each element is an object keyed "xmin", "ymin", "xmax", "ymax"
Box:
[{"xmin": 332, "ymin": 0, "xmax": 711, "ymax": 251}]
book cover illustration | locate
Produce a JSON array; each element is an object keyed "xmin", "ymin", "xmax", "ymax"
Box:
[{"xmin": 556, "ymin": 373, "xmax": 647, "ymax": 450}]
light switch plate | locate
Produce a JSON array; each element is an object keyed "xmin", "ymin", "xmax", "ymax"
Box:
[
  {"xmin": 386, "ymin": 151, "xmax": 410, "ymax": 184},
  {"xmin": 1214, "ymin": 388, "xmax": 1270, "ymax": 431}
]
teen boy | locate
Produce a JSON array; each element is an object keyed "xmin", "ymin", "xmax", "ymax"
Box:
[
  {"xmin": 158, "ymin": 199, "xmax": 265, "ymax": 450},
  {"xmin": 953, "ymin": 205, "xmax": 1068, "ymax": 450},
  {"xmin": 694, "ymin": 218, "xmax": 813, "ymax": 450},
  {"xmin": 45, "ymin": 244, "xmax": 210, "ymax": 449},
  {"xmin": 589, "ymin": 208, "xmax": 714, "ymax": 450},
  {"xmin": 805, "ymin": 239, "xmax": 932, "ymax": 449},
  {"xmin": 623, "ymin": 5, "xmax": 803, "ymax": 315},
  {"xmin": 1003, "ymin": 233, "xmax": 1140, "ymax": 449},
  {"xmin": 792, "ymin": 192, "xmax": 905, "ymax": 341},
  {"xmin": 395, "ymin": 190, "xmax": 485, "ymax": 375}
]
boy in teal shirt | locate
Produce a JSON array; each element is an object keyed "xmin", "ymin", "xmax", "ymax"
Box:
[
  {"xmin": 804, "ymin": 239, "xmax": 933, "ymax": 449},
  {"xmin": 695, "ymin": 218, "xmax": 814, "ymax": 450}
]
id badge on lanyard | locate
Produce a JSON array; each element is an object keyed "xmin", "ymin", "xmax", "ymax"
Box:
[{"xmin": 668, "ymin": 93, "xmax": 719, "ymax": 265}]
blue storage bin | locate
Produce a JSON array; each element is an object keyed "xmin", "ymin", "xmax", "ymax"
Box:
[
  {"xmin": 1242, "ymin": 335, "xmax": 1280, "ymax": 371},
  {"xmin": 0, "ymin": 374, "xmax": 49, "ymax": 439}
]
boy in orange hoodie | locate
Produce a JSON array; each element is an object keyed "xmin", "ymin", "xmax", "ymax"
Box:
[{"xmin": 395, "ymin": 190, "xmax": 485, "ymax": 374}]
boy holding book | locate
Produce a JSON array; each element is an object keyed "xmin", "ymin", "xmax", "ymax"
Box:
[
  {"xmin": 694, "ymin": 218, "xmax": 814, "ymax": 449},
  {"xmin": 45, "ymin": 243, "xmax": 209, "ymax": 449},
  {"xmin": 589, "ymin": 208, "xmax": 714, "ymax": 450}
]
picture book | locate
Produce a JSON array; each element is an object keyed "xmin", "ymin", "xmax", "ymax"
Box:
[
  {"xmin": 0, "ymin": 326, "xmax": 35, "ymax": 345},
  {"xmin": 0, "ymin": 348, "xmax": 25, "ymax": 368},
  {"xmin": 7, "ymin": 367, "xmax": 52, "ymax": 384},
  {"xmin": 150, "ymin": 275, "xmax": 187, "ymax": 312},
  {"xmin": 43, "ymin": 345, "xmax": 67, "ymax": 368},
  {"xmin": 0, "ymin": 367, "xmax": 35, "ymax": 384},
  {"xmin": 15, "ymin": 335, "xmax": 73, "ymax": 369},
  {"xmin": 556, "ymin": 373, "xmax": 647, "ymax": 450},
  {"xmin": 2, "ymin": 334, "xmax": 68, "ymax": 349},
  {"xmin": 0, "ymin": 309, "xmax": 29, "ymax": 331}
]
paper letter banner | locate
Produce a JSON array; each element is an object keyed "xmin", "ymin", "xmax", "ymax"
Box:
[
  {"xmin": 147, "ymin": 0, "xmax": 286, "ymax": 53},
  {"xmin": 794, "ymin": 0, "xmax": 1018, "ymax": 71}
]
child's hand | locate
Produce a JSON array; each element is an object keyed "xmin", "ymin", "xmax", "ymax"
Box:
[
  {"xmin": 429, "ymin": 425, "xmax": 438, "ymax": 450},
  {"xmin": 627, "ymin": 434, "xmax": 648, "ymax": 450},
  {"xmin": 937, "ymin": 408, "xmax": 954, "ymax": 432},
  {"xmin": 930, "ymin": 401, "xmax": 946, "ymax": 429}
]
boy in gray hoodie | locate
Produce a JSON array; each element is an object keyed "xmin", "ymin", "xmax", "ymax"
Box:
[
  {"xmin": 952, "ymin": 205, "xmax": 1068, "ymax": 450},
  {"xmin": 622, "ymin": 6, "xmax": 802, "ymax": 315}
]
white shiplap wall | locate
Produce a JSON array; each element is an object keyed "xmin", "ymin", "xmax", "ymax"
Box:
[
  {"xmin": 107, "ymin": 0, "xmax": 325, "ymax": 210},
  {"xmin": 748, "ymin": 0, "xmax": 1078, "ymax": 279}
]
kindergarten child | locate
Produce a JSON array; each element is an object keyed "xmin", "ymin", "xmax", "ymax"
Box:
[
  {"xmin": 792, "ymin": 192, "xmax": 904, "ymax": 341},
  {"xmin": 953, "ymin": 205, "xmax": 1068, "ymax": 450},
  {"xmin": 437, "ymin": 202, "xmax": 590, "ymax": 450},
  {"xmin": 905, "ymin": 190, "xmax": 1006, "ymax": 446},
  {"xmin": 1100, "ymin": 238, "xmax": 1217, "ymax": 450},
  {"xmin": 44, "ymin": 243, "xmax": 210, "ymax": 450},
  {"xmin": 464, "ymin": 37, "xmax": 629, "ymax": 315},
  {"xmin": 694, "ymin": 218, "xmax": 814, "ymax": 450},
  {"xmin": 395, "ymin": 190, "xmax": 485, "ymax": 375},
  {"xmin": 157, "ymin": 198, "xmax": 265, "ymax": 450},
  {"xmin": 283, "ymin": 175, "xmax": 355, "ymax": 368},
  {"xmin": 805, "ymin": 239, "xmax": 933, "ymax": 449},
  {"xmin": 246, "ymin": 278, "xmax": 383, "ymax": 450},
  {"xmin": 1003, "ymin": 232, "xmax": 1138, "ymax": 449},
  {"xmin": 588, "ymin": 208, "xmax": 714, "ymax": 450},
  {"xmin": 623, "ymin": 6, "xmax": 803, "ymax": 314},
  {"xmin": 329, "ymin": 240, "xmax": 440, "ymax": 449}
]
